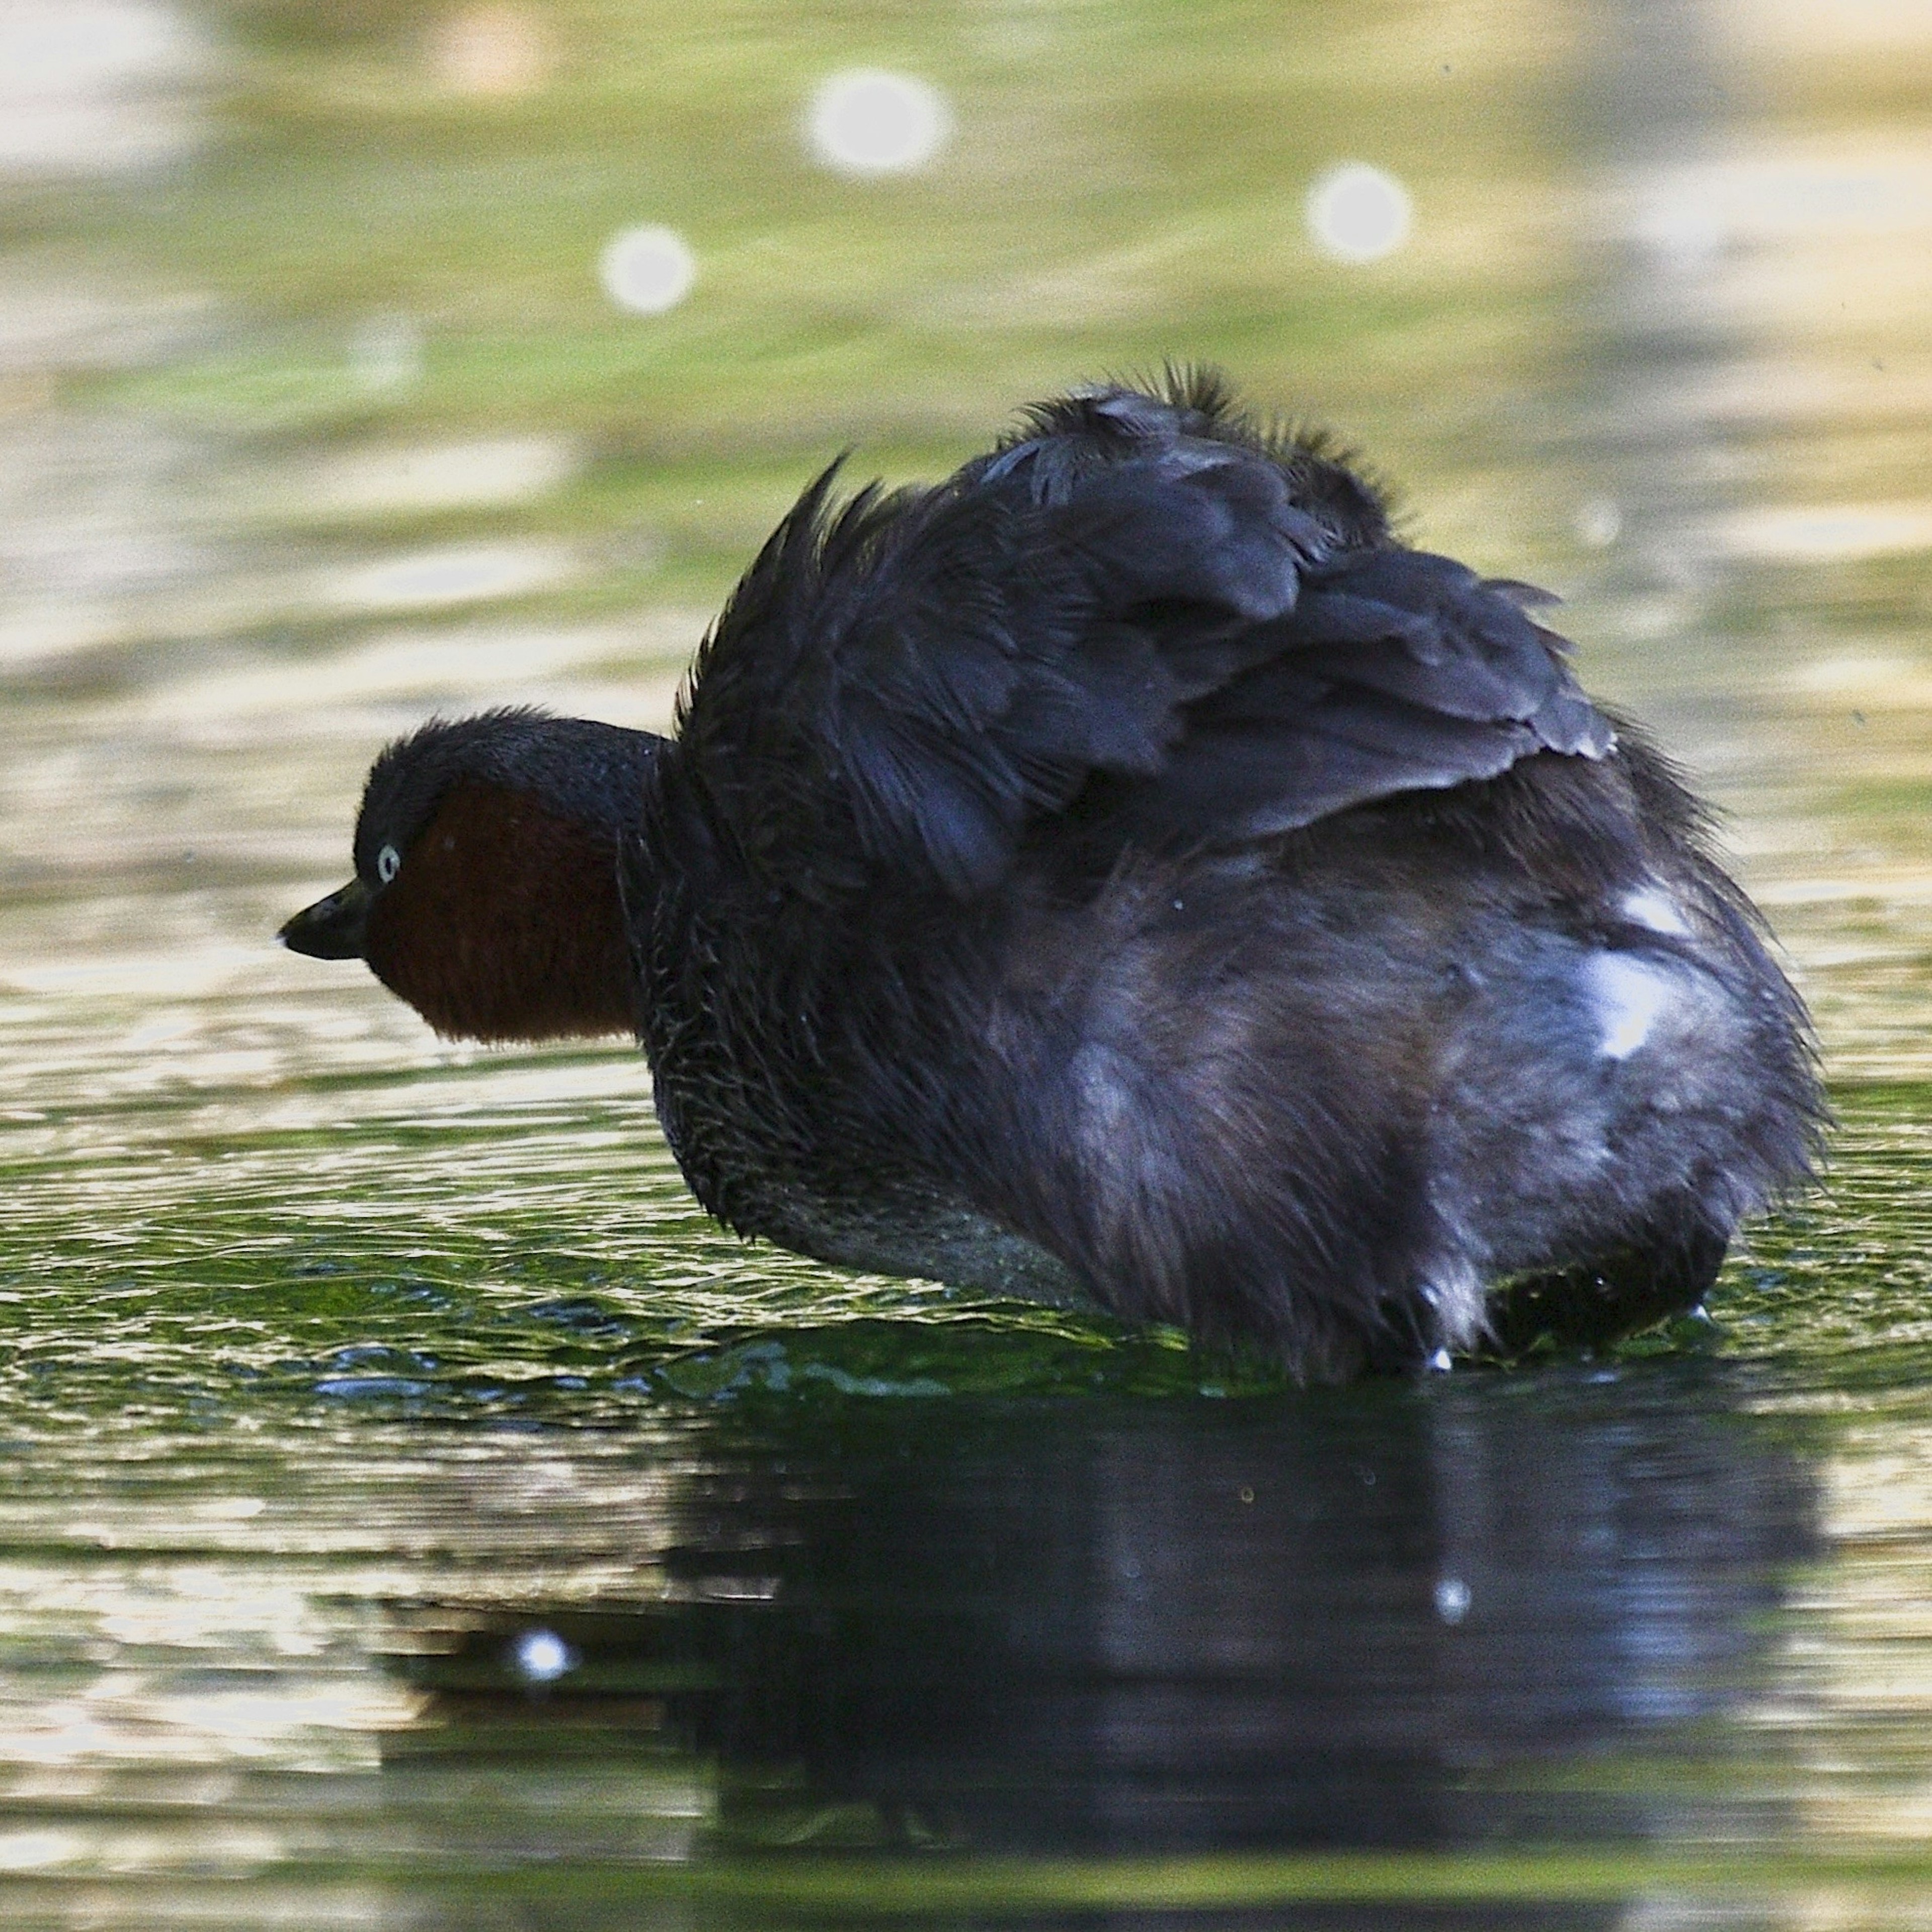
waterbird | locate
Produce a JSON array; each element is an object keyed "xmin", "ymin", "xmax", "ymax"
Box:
[{"xmin": 280, "ymin": 370, "xmax": 1822, "ymax": 1379}]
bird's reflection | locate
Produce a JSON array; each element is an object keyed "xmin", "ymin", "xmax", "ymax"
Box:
[{"xmin": 387, "ymin": 1365, "xmax": 1815, "ymax": 1882}]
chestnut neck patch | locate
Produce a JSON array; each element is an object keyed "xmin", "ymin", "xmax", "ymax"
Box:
[{"xmin": 364, "ymin": 778, "xmax": 634, "ymax": 1042}]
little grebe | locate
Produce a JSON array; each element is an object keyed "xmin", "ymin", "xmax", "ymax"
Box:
[{"xmin": 281, "ymin": 372, "xmax": 1822, "ymax": 1379}]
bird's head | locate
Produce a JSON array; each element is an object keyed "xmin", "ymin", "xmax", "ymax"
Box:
[{"xmin": 279, "ymin": 708, "xmax": 665, "ymax": 1042}]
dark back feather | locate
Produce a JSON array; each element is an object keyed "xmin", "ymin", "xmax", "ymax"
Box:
[{"xmin": 674, "ymin": 372, "xmax": 1613, "ymax": 900}]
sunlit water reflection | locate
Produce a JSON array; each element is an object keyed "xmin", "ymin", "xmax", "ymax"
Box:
[{"xmin": 3, "ymin": 2, "xmax": 1932, "ymax": 1926}]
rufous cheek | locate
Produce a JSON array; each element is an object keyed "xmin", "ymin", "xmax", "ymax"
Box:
[{"xmin": 362, "ymin": 779, "xmax": 634, "ymax": 1042}]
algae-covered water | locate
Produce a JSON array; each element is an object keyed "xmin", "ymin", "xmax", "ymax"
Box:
[{"xmin": 4, "ymin": 2, "xmax": 1932, "ymax": 1925}]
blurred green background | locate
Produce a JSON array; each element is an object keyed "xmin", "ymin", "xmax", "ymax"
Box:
[
  {"xmin": 6, "ymin": 0, "xmax": 1928, "ymax": 1062},
  {"xmin": 15, "ymin": 0, "xmax": 1634, "ymax": 624}
]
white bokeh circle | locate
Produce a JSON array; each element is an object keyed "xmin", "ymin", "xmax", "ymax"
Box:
[
  {"xmin": 1305, "ymin": 163, "xmax": 1413, "ymax": 263},
  {"xmin": 512, "ymin": 1628, "xmax": 577, "ymax": 1683},
  {"xmin": 806, "ymin": 69, "xmax": 949, "ymax": 176},
  {"xmin": 598, "ymin": 224, "xmax": 696, "ymax": 314}
]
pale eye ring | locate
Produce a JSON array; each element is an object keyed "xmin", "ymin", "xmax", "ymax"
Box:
[{"xmin": 375, "ymin": 843, "xmax": 401, "ymax": 884}]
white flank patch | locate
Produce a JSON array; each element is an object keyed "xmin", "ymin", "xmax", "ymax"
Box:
[
  {"xmin": 1622, "ymin": 886, "xmax": 1692, "ymax": 937},
  {"xmin": 1585, "ymin": 953, "xmax": 1677, "ymax": 1061}
]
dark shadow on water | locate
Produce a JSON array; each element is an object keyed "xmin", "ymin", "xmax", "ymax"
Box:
[{"xmin": 381, "ymin": 1363, "xmax": 1818, "ymax": 1928}]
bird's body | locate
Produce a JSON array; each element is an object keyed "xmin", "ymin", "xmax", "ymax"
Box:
[{"xmin": 283, "ymin": 373, "xmax": 1821, "ymax": 1379}]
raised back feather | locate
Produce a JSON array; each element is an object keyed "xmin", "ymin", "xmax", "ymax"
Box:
[{"xmin": 674, "ymin": 371, "xmax": 1613, "ymax": 901}]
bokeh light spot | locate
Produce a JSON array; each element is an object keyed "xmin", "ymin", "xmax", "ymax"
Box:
[
  {"xmin": 807, "ymin": 69, "xmax": 950, "ymax": 176},
  {"xmin": 428, "ymin": 5, "xmax": 549, "ymax": 99},
  {"xmin": 348, "ymin": 313, "xmax": 423, "ymax": 393},
  {"xmin": 512, "ymin": 1628, "xmax": 576, "ymax": 1683},
  {"xmin": 1305, "ymin": 163, "xmax": 1413, "ymax": 263},
  {"xmin": 1633, "ymin": 195, "xmax": 1726, "ymax": 274},
  {"xmin": 599, "ymin": 225, "xmax": 696, "ymax": 314},
  {"xmin": 1576, "ymin": 497, "xmax": 1624, "ymax": 548}
]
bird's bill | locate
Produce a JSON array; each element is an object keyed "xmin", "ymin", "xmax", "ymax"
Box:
[{"xmin": 278, "ymin": 878, "xmax": 371, "ymax": 960}]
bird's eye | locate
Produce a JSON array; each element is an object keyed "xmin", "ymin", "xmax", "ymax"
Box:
[{"xmin": 376, "ymin": 843, "xmax": 401, "ymax": 883}]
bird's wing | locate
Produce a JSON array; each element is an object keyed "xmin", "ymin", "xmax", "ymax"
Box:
[{"xmin": 675, "ymin": 446, "xmax": 1613, "ymax": 900}]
